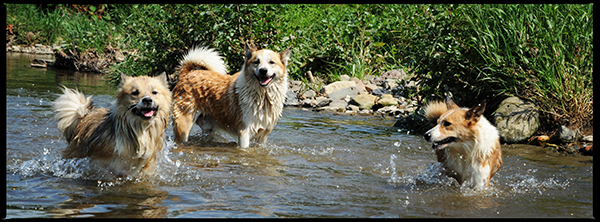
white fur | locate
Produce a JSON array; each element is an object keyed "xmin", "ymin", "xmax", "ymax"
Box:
[
  {"xmin": 180, "ymin": 46, "xmax": 228, "ymax": 75},
  {"xmin": 53, "ymin": 86, "xmax": 93, "ymax": 136},
  {"xmin": 234, "ymin": 50, "xmax": 289, "ymax": 147},
  {"xmin": 426, "ymin": 108, "xmax": 500, "ymax": 189}
]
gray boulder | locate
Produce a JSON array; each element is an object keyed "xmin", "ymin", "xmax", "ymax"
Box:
[
  {"xmin": 492, "ymin": 96, "xmax": 540, "ymax": 143},
  {"xmin": 328, "ymin": 86, "xmax": 363, "ymax": 101},
  {"xmin": 551, "ymin": 125, "xmax": 580, "ymax": 144},
  {"xmin": 350, "ymin": 94, "xmax": 378, "ymax": 110},
  {"xmin": 284, "ymin": 90, "xmax": 299, "ymax": 106},
  {"xmin": 321, "ymin": 81, "xmax": 356, "ymax": 95}
]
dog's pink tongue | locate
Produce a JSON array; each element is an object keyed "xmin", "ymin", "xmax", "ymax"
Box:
[
  {"xmin": 143, "ymin": 110, "xmax": 155, "ymax": 118},
  {"xmin": 260, "ymin": 76, "xmax": 273, "ymax": 85}
]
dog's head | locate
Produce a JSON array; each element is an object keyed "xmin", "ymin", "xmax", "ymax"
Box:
[
  {"xmin": 423, "ymin": 97, "xmax": 486, "ymax": 150},
  {"xmin": 243, "ymin": 41, "xmax": 291, "ymax": 87},
  {"xmin": 116, "ymin": 73, "xmax": 172, "ymax": 121}
]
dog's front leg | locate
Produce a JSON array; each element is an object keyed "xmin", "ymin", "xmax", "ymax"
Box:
[
  {"xmin": 255, "ymin": 128, "xmax": 271, "ymax": 144},
  {"xmin": 238, "ymin": 129, "xmax": 251, "ymax": 148}
]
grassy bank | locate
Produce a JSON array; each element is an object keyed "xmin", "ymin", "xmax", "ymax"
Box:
[{"xmin": 5, "ymin": 4, "xmax": 593, "ymax": 133}]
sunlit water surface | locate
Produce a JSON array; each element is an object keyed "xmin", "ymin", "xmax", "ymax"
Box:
[{"xmin": 5, "ymin": 52, "xmax": 593, "ymax": 218}]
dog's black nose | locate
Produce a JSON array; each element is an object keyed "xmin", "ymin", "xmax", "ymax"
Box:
[
  {"xmin": 141, "ymin": 96, "xmax": 153, "ymax": 105},
  {"xmin": 258, "ymin": 68, "xmax": 268, "ymax": 75},
  {"xmin": 424, "ymin": 133, "xmax": 431, "ymax": 142}
]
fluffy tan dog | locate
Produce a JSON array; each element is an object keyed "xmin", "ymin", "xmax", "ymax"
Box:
[
  {"xmin": 52, "ymin": 73, "xmax": 171, "ymax": 177},
  {"xmin": 172, "ymin": 42, "xmax": 291, "ymax": 148},
  {"xmin": 423, "ymin": 97, "xmax": 502, "ymax": 188}
]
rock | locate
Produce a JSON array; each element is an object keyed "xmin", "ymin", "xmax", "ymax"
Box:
[
  {"xmin": 383, "ymin": 78, "xmax": 399, "ymax": 90},
  {"xmin": 328, "ymin": 86, "xmax": 363, "ymax": 101},
  {"xmin": 321, "ymin": 81, "xmax": 356, "ymax": 95},
  {"xmin": 318, "ymin": 99, "xmax": 348, "ymax": 112},
  {"xmin": 313, "ymin": 96, "xmax": 332, "ymax": 108},
  {"xmin": 302, "ymin": 90, "xmax": 317, "ymax": 99},
  {"xmin": 357, "ymin": 109, "xmax": 372, "ymax": 116},
  {"xmin": 377, "ymin": 94, "xmax": 398, "ymax": 107},
  {"xmin": 371, "ymin": 69, "xmax": 408, "ymax": 86},
  {"xmin": 551, "ymin": 125, "xmax": 579, "ymax": 144},
  {"xmin": 350, "ymin": 94, "xmax": 378, "ymax": 110},
  {"xmin": 371, "ymin": 88, "xmax": 388, "ymax": 96},
  {"xmin": 284, "ymin": 90, "xmax": 299, "ymax": 107},
  {"xmin": 364, "ymin": 83, "xmax": 378, "ymax": 93},
  {"xmin": 339, "ymin": 74, "xmax": 351, "ymax": 81},
  {"xmin": 492, "ymin": 96, "xmax": 540, "ymax": 143},
  {"xmin": 375, "ymin": 105, "xmax": 402, "ymax": 116},
  {"xmin": 347, "ymin": 105, "xmax": 360, "ymax": 112},
  {"xmin": 301, "ymin": 99, "xmax": 315, "ymax": 108},
  {"xmin": 352, "ymin": 77, "xmax": 367, "ymax": 92},
  {"xmin": 580, "ymin": 135, "xmax": 593, "ymax": 142},
  {"xmin": 363, "ymin": 74, "xmax": 377, "ymax": 83}
]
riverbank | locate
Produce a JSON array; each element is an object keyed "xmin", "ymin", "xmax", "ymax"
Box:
[{"xmin": 6, "ymin": 46, "xmax": 592, "ymax": 158}]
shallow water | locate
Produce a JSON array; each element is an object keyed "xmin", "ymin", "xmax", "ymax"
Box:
[{"xmin": 5, "ymin": 52, "xmax": 594, "ymax": 218}]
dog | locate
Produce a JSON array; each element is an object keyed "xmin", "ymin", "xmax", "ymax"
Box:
[
  {"xmin": 171, "ymin": 42, "xmax": 291, "ymax": 148},
  {"xmin": 52, "ymin": 73, "xmax": 171, "ymax": 178},
  {"xmin": 423, "ymin": 96, "xmax": 502, "ymax": 188}
]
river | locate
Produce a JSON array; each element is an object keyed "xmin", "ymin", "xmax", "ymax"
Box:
[{"xmin": 5, "ymin": 52, "xmax": 593, "ymax": 218}]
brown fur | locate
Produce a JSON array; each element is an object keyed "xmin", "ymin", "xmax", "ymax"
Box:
[
  {"xmin": 424, "ymin": 97, "xmax": 502, "ymax": 188},
  {"xmin": 172, "ymin": 43, "xmax": 291, "ymax": 148},
  {"xmin": 53, "ymin": 73, "xmax": 171, "ymax": 178}
]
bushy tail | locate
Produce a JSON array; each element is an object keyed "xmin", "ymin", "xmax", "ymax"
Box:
[
  {"xmin": 179, "ymin": 46, "xmax": 228, "ymax": 74},
  {"xmin": 423, "ymin": 100, "xmax": 448, "ymax": 126},
  {"xmin": 52, "ymin": 86, "xmax": 93, "ymax": 142}
]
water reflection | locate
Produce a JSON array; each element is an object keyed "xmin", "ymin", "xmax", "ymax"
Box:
[{"xmin": 6, "ymin": 52, "xmax": 117, "ymax": 96}]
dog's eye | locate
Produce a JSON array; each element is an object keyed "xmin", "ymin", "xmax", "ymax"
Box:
[
  {"xmin": 269, "ymin": 60, "xmax": 275, "ymax": 64},
  {"xmin": 131, "ymin": 90, "xmax": 139, "ymax": 96},
  {"xmin": 152, "ymin": 90, "xmax": 158, "ymax": 95},
  {"xmin": 443, "ymin": 121, "xmax": 452, "ymax": 127},
  {"xmin": 253, "ymin": 59, "xmax": 260, "ymax": 64}
]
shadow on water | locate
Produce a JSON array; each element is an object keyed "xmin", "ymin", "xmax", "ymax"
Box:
[{"xmin": 5, "ymin": 52, "xmax": 593, "ymax": 218}]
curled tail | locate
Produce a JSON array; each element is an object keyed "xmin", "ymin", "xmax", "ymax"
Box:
[
  {"xmin": 52, "ymin": 86, "xmax": 94, "ymax": 142},
  {"xmin": 179, "ymin": 46, "xmax": 228, "ymax": 74},
  {"xmin": 423, "ymin": 100, "xmax": 448, "ymax": 126}
]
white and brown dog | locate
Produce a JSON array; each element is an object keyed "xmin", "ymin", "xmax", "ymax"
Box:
[
  {"xmin": 423, "ymin": 97, "xmax": 502, "ymax": 188},
  {"xmin": 53, "ymin": 73, "xmax": 172, "ymax": 178},
  {"xmin": 171, "ymin": 42, "xmax": 291, "ymax": 148}
]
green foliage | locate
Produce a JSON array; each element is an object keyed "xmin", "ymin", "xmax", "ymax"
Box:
[
  {"xmin": 108, "ymin": 4, "xmax": 286, "ymax": 77},
  {"xmin": 5, "ymin": 4, "xmax": 594, "ymax": 131}
]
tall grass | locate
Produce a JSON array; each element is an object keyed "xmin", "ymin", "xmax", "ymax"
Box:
[{"xmin": 461, "ymin": 4, "xmax": 593, "ymax": 131}]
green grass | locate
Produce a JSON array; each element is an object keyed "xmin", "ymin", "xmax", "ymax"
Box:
[{"xmin": 5, "ymin": 4, "xmax": 593, "ymax": 133}]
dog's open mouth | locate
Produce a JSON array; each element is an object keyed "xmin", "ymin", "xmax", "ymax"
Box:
[
  {"xmin": 431, "ymin": 137, "xmax": 458, "ymax": 149},
  {"xmin": 132, "ymin": 106, "xmax": 158, "ymax": 119},
  {"xmin": 257, "ymin": 74, "xmax": 275, "ymax": 87}
]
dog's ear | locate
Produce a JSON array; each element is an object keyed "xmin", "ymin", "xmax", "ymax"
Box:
[
  {"xmin": 279, "ymin": 46, "xmax": 292, "ymax": 67},
  {"xmin": 245, "ymin": 41, "xmax": 257, "ymax": 59},
  {"xmin": 465, "ymin": 100, "xmax": 486, "ymax": 123},
  {"xmin": 120, "ymin": 72, "xmax": 130, "ymax": 84},
  {"xmin": 445, "ymin": 95, "xmax": 459, "ymax": 110},
  {"xmin": 155, "ymin": 72, "xmax": 168, "ymax": 86}
]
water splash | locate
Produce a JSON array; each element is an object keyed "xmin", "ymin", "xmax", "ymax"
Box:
[
  {"xmin": 504, "ymin": 170, "xmax": 571, "ymax": 194},
  {"xmin": 8, "ymin": 156, "xmax": 114, "ymax": 181},
  {"xmin": 388, "ymin": 156, "xmax": 456, "ymax": 191}
]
